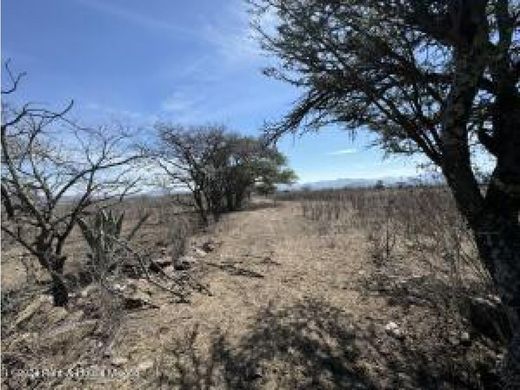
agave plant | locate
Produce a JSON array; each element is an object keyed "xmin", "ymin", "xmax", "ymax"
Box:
[{"xmin": 78, "ymin": 209, "xmax": 150, "ymax": 279}]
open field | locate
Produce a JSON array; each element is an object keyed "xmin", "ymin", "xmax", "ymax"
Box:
[{"xmin": 1, "ymin": 187, "xmax": 508, "ymax": 389}]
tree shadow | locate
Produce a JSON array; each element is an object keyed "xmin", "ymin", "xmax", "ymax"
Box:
[
  {"xmin": 154, "ymin": 296, "xmax": 504, "ymax": 389},
  {"xmin": 362, "ymin": 269, "xmax": 510, "ymax": 342},
  {"xmin": 156, "ymin": 298, "xmax": 374, "ymax": 389},
  {"xmin": 214, "ymin": 300, "xmax": 370, "ymax": 389}
]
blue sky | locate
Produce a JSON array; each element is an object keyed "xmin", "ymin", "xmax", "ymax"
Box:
[{"xmin": 2, "ymin": 0, "xmax": 422, "ymax": 183}]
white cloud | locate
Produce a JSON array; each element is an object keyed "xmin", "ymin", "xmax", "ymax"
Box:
[
  {"xmin": 200, "ymin": 0, "xmax": 278, "ymax": 65},
  {"xmin": 72, "ymin": 0, "xmax": 197, "ymax": 37},
  {"xmin": 328, "ymin": 148, "xmax": 357, "ymax": 155}
]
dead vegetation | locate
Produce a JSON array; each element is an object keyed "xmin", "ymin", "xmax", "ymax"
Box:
[
  {"xmin": 0, "ymin": 187, "xmax": 512, "ymax": 389},
  {"xmin": 1, "ymin": 194, "xmax": 210, "ymax": 389}
]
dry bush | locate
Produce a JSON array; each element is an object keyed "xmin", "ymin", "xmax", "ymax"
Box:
[
  {"xmin": 293, "ymin": 186, "xmax": 487, "ymax": 278},
  {"xmin": 1, "ymin": 193, "xmax": 206, "ymax": 388},
  {"xmin": 277, "ymin": 185, "xmax": 505, "ymax": 386},
  {"xmin": 291, "ymin": 186, "xmax": 499, "ymax": 337}
]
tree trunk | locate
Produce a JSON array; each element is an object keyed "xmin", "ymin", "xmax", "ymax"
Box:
[
  {"xmin": 36, "ymin": 251, "xmax": 69, "ymax": 307},
  {"xmin": 193, "ymin": 190, "xmax": 208, "ymax": 225},
  {"xmin": 473, "ymin": 213, "xmax": 520, "ymax": 385},
  {"xmin": 235, "ymin": 190, "xmax": 244, "ymax": 210},
  {"xmin": 437, "ymin": 16, "xmax": 520, "ymax": 381},
  {"xmin": 50, "ymin": 254, "xmax": 68, "ymax": 306},
  {"xmin": 225, "ymin": 190, "xmax": 235, "ymax": 212},
  {"xmin": 50, "ymin": 273, "xmax": 69, "ymax": 307}
]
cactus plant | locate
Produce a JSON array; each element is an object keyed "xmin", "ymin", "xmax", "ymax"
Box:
[{"xmin": 78, "ymin": 209, "xmax": 150, "ymax": 278}]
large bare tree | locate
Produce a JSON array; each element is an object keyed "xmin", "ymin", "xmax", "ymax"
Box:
[
  {"xmin": 250, "ymin": 0, "xmax": 520, "ymax": 382},
  {"xmin": 1, "ymin": 65, "xmax": 141, "ymax": 306}
]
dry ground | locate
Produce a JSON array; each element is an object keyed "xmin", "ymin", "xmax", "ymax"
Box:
[
  {"xmin": 2, "ymin": 199, "xmax": 500, "ymax": 389},
  {"xmin": 97, "ymin": 199, "xmax": 497, "ymax": 389}
]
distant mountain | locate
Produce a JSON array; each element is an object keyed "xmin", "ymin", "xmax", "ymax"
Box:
[{"xmin": 283, "ymin": 173, "xmax": 444, "ymax": 191}]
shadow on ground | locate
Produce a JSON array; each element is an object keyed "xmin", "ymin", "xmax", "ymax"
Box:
[{"xmin": 151, "ymin": 298, "xmax": 500, "ymax": 389}]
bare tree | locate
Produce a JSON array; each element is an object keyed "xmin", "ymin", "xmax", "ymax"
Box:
[
  {"xmin": 149, "ymin": 124, "xmax": 228, "ymax": 224},
  {"xmin": 250, "ymin": 0, "xmax": 520, "ymax": 382},
  {"xmin": 1, "ymin": 64, "xmax": 142, "ymax": 306}
]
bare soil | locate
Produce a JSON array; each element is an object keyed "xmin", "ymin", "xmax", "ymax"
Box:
[{"xmin": 2, "ymin": 199, "xmax": 501, "ymax": 389}]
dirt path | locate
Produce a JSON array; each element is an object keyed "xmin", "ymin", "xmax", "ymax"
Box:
[{"xmin": 105, "ymin": 200, "xmax": 452, "ymax": 389}]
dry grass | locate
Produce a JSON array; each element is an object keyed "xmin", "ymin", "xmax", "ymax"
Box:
[{"xmin": 1, "ymin": 189, "xmax": 506, "ymax": 389}]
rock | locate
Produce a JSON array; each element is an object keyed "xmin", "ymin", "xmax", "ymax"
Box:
[
  {"xmin": 150, "ymin": 257, "xmax": 171, "ymax": 272},
  {"xmin": 460, "ymin": 331, "xmax": 471, "ymax": 346},
  {"xmin": 163, "ymin": 265, "xmax": 175, "ymax": 274},
  {"xmin": 138, "ymin": 360, "xmax": 154, "ymax": 372},
  {"xmin": 246, "ymin": 370, "xmax": 263, "ymax": 381},
  {"xmin": 202, "ymin": 241, "xmax": 216, "ymax": 253},
  {"xmin": 385, "ymin": 321, "xmax": 404, "ymax": 340},
  {"xmin": 13, "ymin": 295, "xmax": 52, "ymax": 328},
  {"xmin": 80, "ymin": 284, "xmax": 100, "ymax": 298},
  {"xmin": 487, "ymin": 294, "xmax": 502, "ymax": 305},
  {"xmin": 448, "ymin": 336, "xmax": 460, "ymax": 346},
  {"xmin": 123, "ymin": 291, "xmax": 157, "ymax": 310},
  {"xmin": 173, "ymin": 255, "xmax": 197, "ymax": 271},
  {"xmin": 111, "ymin": 357, "xmax": 128, "ymax": 367},
  {"xmin": 193, "ymin": 248, "xmax": 207, "ymax": 257},
  {"xmin": 112, "ymin": 283, "xmax": 126, "ymax": 292},
  {"xmin": 44, "ymin": 320, "xmax": 98, "ymax": 345}
]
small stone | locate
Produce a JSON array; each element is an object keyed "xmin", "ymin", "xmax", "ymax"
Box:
[
  {"xmin": 385, "ymin": 321, "xmax": 404, "ymax": 340},
  {"xmin": 193, "ymin": 248, "xmax": 207, "ymax": 257},
  {"xmin": 163, "ymin": 265, "xmax": 175, "ymax": 274},
  {"xmin": 112, "ymin": 283, "xmax": 126, "ymax": 292},
  {"xmin": 126, "ymin": 278, "xmax": 152, "ymax": 294},
  {"xmin": 448, "ymin": 335, "xmax": 460, "ymax": 346},
  {"xmin": 460, "ymin": 331, "xmax": 471, "ymax": 346},
  {"xmin": 138, "ymin": 360, "xmax": 154, "ymax": 372},
  {"xmin": 152, "ymin": 257, "xmax": 171, "ymax": 268},
  {"xmin": 123, "ymin": 291, "xmax": 153, "ymax": 310},
  {"xmin": 174, "ymin": 256, "xmax": 197, "ymax": 270},
  {"xmin": 80, "ymin": 284, "xmax": 99, "ymax": 298},
  {"xmin": 397, "ymin": 372, "xmax": 412, "ymax": 384}
]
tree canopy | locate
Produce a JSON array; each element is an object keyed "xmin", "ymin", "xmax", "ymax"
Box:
[{"xmin": 151, "ymin": 124, "xmax": 296, "ymax": 222}]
